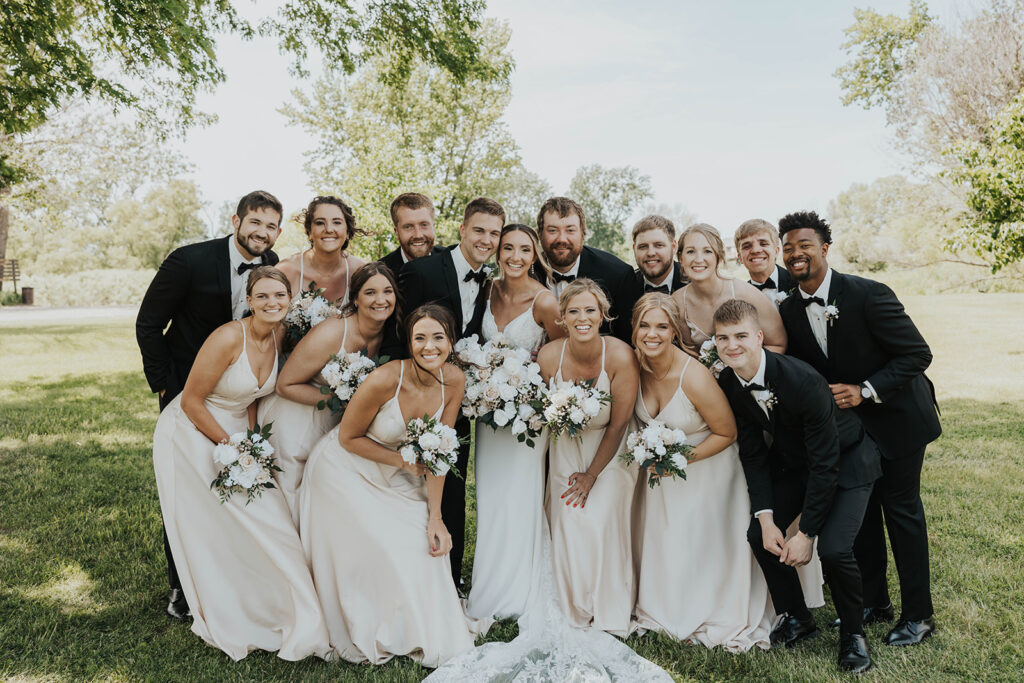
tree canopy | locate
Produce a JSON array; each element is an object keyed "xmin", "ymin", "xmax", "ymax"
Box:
[{"xmin": 568, "ymin": 164, "xmax": 653, "ymax": 259}]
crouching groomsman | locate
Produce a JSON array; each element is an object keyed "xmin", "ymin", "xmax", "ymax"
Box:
[{"xmin": 715, "ymin": 299, "xmax": 882, "ymax": 674}]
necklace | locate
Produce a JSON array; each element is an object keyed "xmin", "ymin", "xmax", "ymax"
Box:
[{"xmin": 246, "ymin": 318, "xmax": 273, "ymax": 353}]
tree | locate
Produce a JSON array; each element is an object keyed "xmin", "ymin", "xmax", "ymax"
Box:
[
  {"xmin": 568, "ymin": 164, "xmax": 653, "ymax": 259},
  {"xmin": 283, "ymin": 19, "xmax": 550, "ymax": 259},
  {"xmin": 640, "ymin": 202, "xmax": 698, "ymax": 234},
  {"xmin": 105, "ymin": 180, "xmax": 206, "ymax": 270}
]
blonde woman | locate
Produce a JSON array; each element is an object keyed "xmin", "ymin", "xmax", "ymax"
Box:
[
  {"xmin": 535, "ymin": 278, "xmax": 640, "ymax": 636},
  {"xmin": 672, "ymin": 223, "xmax": 786, "ymax": 357},
  {"xmin": 630, "ymin": 293, "xmax": 773, "ymax": 650}
]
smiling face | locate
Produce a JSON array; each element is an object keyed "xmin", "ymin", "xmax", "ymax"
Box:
[
  {"xmin": 540, "ymin": 211, "xmax": 585, "ymax": 270},
  {"xmin": 633, "ymin": 227, "xmax": 676, "ymax": 283},
  {"xmin": 247, "ymin": 276, "xmax": 290, "ymax": 324},
  {"xmin": 409, "ymin": 316, "xmax": 452, "ymax": 372},
  {"xmin": 562, "ymin": 290, "xmax": 602, "ymax": 342},
  {"xmin": 393, "ymin": 205, "xmax": 436, "ymax": 260},
  {"xmin": 635, "ymin": 306, "xmax": 675, "ymax": 362},
  {"xmin": 678, "ymin": 232, "xmax": 719, "ymax": 282},
  {"xmin": 354, "ymin": 273, "xmax": 396, "ymax": 323},
  {"xmin": 714, "ymin": 317, "xmax": 764, "ymax": 380},
  {"xmin": 781, "ymin": 227, "xmax": 829, "ymax": 284},
  {"xmin": 458, "ymin": 212, "xmax": 503, "ymax": 269},
  {"xmin": 232, "ymin": 207, "xmax": 282, "ymax": 259},
  {"xmin": 308, "ymin": 203, "xmax": 347, "ymax": 254},
  {"xmin": 737, "ymin": 230, "xmax": 779, "ymax": 282},
  {"xmin": 498, "ymin": 229, "xmax": 536, "ymax": 280}
]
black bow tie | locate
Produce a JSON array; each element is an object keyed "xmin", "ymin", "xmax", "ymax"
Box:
[
  {"xmin": 552, "ymin": 272, "xmax": 576, "ymax": 284},
  {"xmin": 746, "ymin": 382, "xmax": 767, "ymax": 393},
  {"xmin": 644, "ymin": 283, "xmax": 669, "ymax": 294},
  {"xmin": 237, "ymin": 261, "xmax": 260, "ymax": 276},
  {"xmin": 801, "ymin": 295, "xmax": 826, "ymax": 307},
  {"xmin": 752, "ymin": 277, "xmax": 776, "ymax": 291},
  {"xmin": 463, "ymin": 269, "xmax": 487, "ymax": 285}
]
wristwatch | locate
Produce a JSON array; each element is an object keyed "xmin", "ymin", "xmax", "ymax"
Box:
[{"xmin": 860, "ymin": 383, "xmax": 872, "ymax": 400}]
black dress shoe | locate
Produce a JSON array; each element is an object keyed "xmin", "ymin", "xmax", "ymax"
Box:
[
  {"xmin": 831, "ymin": 603, "xmax": 895, "ymax": 629},
  {"xmin": 770, "ymin": 613, "xmax": 818, "ymax": 648},
  {"xmin": 838, "ymin": 633, "xmax": 872, "ymax": 674},
  {"xmin": 885, "ymin": 617, "xmax": 935, "ymax": 646},
  {"xmin": 166, "ymin": 589, "xmax": 191, "ymax": 619}
]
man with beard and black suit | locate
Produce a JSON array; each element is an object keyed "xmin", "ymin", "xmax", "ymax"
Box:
[
  {"xmin": 380, "ymin": 192, "xmax": 444, "ymax": 277},
  {"xmin": 618, "ymin": 214, "xmax": 688, "ymax": 324},
  {"xmin": 715, "ymin": 298, "xmax": 881, "ymax": 674},
  {"xmin": 536, "ymin": 196, "xmax": 636, "ymax": 342},
  {"xmin": 734, "ymin": 218, "xmax": 795, "ymax": 305},
  {"xmin": 396, "ymin": 196, "xmax": 505, "ymax": 588},
  {"xmin": 136, "ymin": 189, "xmax": 283, "ymax": 619},
  {"xmin": 777, "ymin": 210, "xmax": 941, "ymax": 647}
]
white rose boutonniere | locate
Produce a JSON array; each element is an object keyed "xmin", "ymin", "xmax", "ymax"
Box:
[{"xmin": 824, "ymin": 302, "xmax": 840, "ymax": 326}]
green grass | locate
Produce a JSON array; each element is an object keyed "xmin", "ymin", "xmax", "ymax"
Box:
[{"xmin": 2, "ymin": 295, "xmax": 1024, "ymax": 681}]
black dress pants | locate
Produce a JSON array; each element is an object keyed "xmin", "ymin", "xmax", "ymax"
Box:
[
  {"xmin": 442, "ymin": 414, "xmax": 471, "ymax": 587},
  {"xmin": 854, "ymin": 446, "xmax": 933, "ymax": 620},
  {"xmin": 747, "ymin": 475, "xmax": 874, "ymax": 636},
  {"xmin": 158, "ymin": 389, "xmax": 183, "ymax": 593}
]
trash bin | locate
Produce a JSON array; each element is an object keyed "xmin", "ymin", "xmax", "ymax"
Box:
[{"xmin": 21, "ymin": 287, "xmax": 33, "ymax": 305}]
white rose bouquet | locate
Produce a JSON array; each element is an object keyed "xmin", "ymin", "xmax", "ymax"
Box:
[
  {"xmin": 317, "ymin": 351, "xmax": 380, "ymax": 415},
  {"xmin": 210, "ymin": 422, "xmax": 281, "ymax": 504},
  {"xmin": 398, "ymin": 415, "xmax": 466, "ymax": 478},
  {"xmin": 619, "ymin": 420, "xmax": 693, "ymax": 488},
  {"xmin": 284, "ymin": 280, "xmax": 340, "ymax": 346},
  {"xmin": 541, "ymin": 378, "xmax": 612, "ymax": 440},
  {"xmin": 699, "ymin": 338, "xmax": 726, "ymax": 379},
  {"xmin": 454, "ymin": 334, "xmax": 547, "ymax": 448}
]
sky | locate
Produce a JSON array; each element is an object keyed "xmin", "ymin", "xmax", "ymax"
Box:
[{"xmin": 178, "ymin": 0, "xmax": 966, "ymax": 235}]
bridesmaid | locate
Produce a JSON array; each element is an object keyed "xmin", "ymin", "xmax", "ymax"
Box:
[
  {"xmin": 631, "ymin": 293, "xmax": 774, "ymax": 650},
  {"xmin": 536, "ymin": 278, "xmax": 640, "ymax": 636},
  {"xmin": 152, "ymin": 266, "xmax": 330, "ymax": 661},
  {"xmin": 258, "ymin": 262, "xmax": 399, "ymax": 524},
  {"xmin": 299, "ymin": 305, "xmax": 482, "ymax": 667},
  {"xmin": 671, "ymin": 223, "xmax": 786, "ymax": 357},
  {"xmin": 276, "ymin": 195, "xmax": 367, "ymax": 305},
  {"xmin": 467, "ymin": 224, "xmax": 562, "ymax": 621}
]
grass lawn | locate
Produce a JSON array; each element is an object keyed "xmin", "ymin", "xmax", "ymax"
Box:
[{"xmin": 2, "ymin": 294, "xmax": 1023, "ymax": 682}]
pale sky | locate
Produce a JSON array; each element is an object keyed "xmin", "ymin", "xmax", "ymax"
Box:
[{"xmin": 178, "ymin": 0, "xmax": 964, "ymax": 237}]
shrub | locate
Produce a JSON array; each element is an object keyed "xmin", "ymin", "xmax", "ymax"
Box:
[{"xmin": 24, "ymin": 269, "xmax": 156, "ymax": 307}]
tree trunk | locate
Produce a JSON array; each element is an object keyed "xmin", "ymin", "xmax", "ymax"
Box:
[{"xmin": 0, "ymin": 191, "xmax": 8, "ymax": 291}]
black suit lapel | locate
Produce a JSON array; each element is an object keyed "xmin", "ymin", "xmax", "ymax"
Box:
[
  {"xmin": 440, "ymin": 250, "xmax": 463, "ymax": 332},
  {"xmin": 577, "ymin": 247, "xmax": 595, "ymax": 280},
  {"xmin": 782, "ymin": 293, "xmax": 828, "ymax": 368},
  {"xmin": 672, "ymin": 262, "xmax": 687, "ymax": 289},
  {"xmin": 825, "ymin": 271, "xmax": 846, "ymax": 363},
  {"xmin": 216, "ymin": 236, "xmax": 233, "ymax": 320}
]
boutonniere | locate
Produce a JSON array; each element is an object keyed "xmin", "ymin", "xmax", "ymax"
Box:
[
  {"xmin": 762, "ymin": 386, "xmax": 778, "ymax": 411},
  {"xmin": 824, "ymin": 301, "xmax": 839, "ymax": 326},
  {"xmin": 770, "ymin": 289, "xmax": 790, "ymax": 306}
]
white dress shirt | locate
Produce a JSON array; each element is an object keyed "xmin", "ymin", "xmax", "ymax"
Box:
[
  {"xmin": 550, "ymin": 257, "xmax": 581, "ymax": 299},
  {"xmin": 737, "ymin": 349, "xmax": 774, "ymax": 518},
  {"xmin": 450, "ymin": 244, "xmax": 484, "ymax": 333},
  {"xmin": 643, "ymin": 268, "xmax": 675, "ymax": 293},
  {"xmin": 798, "ymin": 267, "xmax": 833, "ymax": 357},
  {"xmin": 750, "ymin": 264, "xmax": 783, "ymax": 297},
  {"xmin": 228, "ymin": 238, "xmax": 261, "ymax": 320}
]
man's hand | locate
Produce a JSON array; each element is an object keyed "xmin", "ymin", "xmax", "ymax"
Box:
[
  {"xmin": 780, "ymin": 531, "xmax": 814, "ymax": 567},
  {"xmin": 829, "ymin": 382, "xmax": 863, "ymax": 409},
  {"xmin": 159, "ymin": 389, "xmax": 166, "ymax": 398},
  {"xmin": 758, "ymin": 513, "xmax": 785, "ymax": 556}
]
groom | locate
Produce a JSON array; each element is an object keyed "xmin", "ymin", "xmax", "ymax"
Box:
[
  {"xmin": 136, "ymin": 190, "xmax": 283, "ymax": 618},
  {"xmin": 397, "ymin": 196, "xmax": 505, "ymax": 587},
  {"xmin": 715, "ymin": 299, "xmax": 881, "ymax": 674}
]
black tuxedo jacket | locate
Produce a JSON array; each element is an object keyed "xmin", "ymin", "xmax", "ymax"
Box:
[
  {"xmin": 379, "ymin": 245, "xmax": 444, "ymax": 279},
  {"xmin": 619, "ymin": 262, "xmax": 688, "ymax": 332},
  {"xmin": 719, "ymin": 351, "xmax": 882, "ymax": 537},
  {"xmin": 390, "ymin": 246, "xmax": 487, "ymax": 358},
  {"xmin": 538, "ymin": 245, "xmax": 635, "ymax": 342},
  {"xmin": 136, "ymin": 235, "xmax": 279, "ymax": 401},
  {"xmin": 778, "ymin": 270, "xmax": 941, "ymax": 460}
]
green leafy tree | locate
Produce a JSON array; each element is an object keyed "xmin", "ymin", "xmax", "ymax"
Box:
[
  {"xmin": 105, "ymin": 180, "xmax": 206, "ymax": 270},
  {"xmin": 568, "ymin": 164, "xmax": 653, "ymax": 259},
  {"xmin": 283, "ymin": 20, "xmax": 550, "ymax": 260}
]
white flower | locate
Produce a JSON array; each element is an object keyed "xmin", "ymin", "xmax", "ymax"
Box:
[
  {"xmin": 255, "ymin": 469, "xmax": 273, "ymax": 485},
  {"xmin": 418, "ymin": 432, "xmax": 441, "ymax": 451},
  {"xmin": 670, "ymin": 452, "xmax": 688, "ymax": 470},
  {"xmin": 511, "ymin": 418, "xmax": 527, "ymax": 435},
  {"xmin": 569, "ymin": 407, "xmax": 586, "ymax": 424},
  {"xmin": 582, "ymin": 396, "xmax": 602, "ymax": 416},
  {"xmin": 824, "ymin": 304, "xmax": 840, "ymax": 325},
  {"xmin": 400, "ymin": 445, "xmax": 417, "ymax": 464},
  {"xmin": 228, "ymin": 432, "xmax": 246, "ymax": 446},
  {"xmin": 482, "ymin": 384, "xmax": 501, "ymax": 403},
  {"xmin": 492, "ymin": 407, "xmax": 512, "ymax": 427},
  {"xmin": 237, "ymin": 452, "xmax": 257, "ymax": 469},
  {"xmin": 432, "ymin": 459, "xmax": 451, "ymax": 476},
  {"xmin": 229, "ymin": 464, "xmax": 259, "ymax": 489},
  {"xmin": 256, "ymin": 440, "xmax": 274, "ymax": 457},
  {"xmin": 213, "ymin": 443, "xmax": 239, "ymax": 466}
]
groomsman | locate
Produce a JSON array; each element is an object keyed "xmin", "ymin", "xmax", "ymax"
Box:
[
  {"xmin": 777, "ymin": 210, "xmax": 941, "ymax": 646},
  {"xmin": 715, "ymin": 299, "xmax": 881, "ymax": 674},
  {"xmin": 618, "ymin": 215, "xmax": 688, "ymax": 325},
  {"xmin": 136, "ymin": 190, "xmax": 283, "ymax": 618},
  {"xmin": 536, "ymin": 196, "xmax": 635, "ymax": 341},
  {"xmin": 735, "ymin": 218, "xmax": 795, "ymax": 302},
  {"xmin": 397, "ymin": 197, "xmax": 505, "ymax": 587},
  {"xmin": 380, "ymin": 192, "xmax": 444, "ymax": 276}
]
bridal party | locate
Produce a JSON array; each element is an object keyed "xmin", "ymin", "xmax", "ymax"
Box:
[{"xmin": 136, "ymin": 189, "xmax": 941, "ymax": 676}]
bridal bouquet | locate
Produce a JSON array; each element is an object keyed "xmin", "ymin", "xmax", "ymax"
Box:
[
  {"xmin": 317, "ymin": 351, "xmax": 379, "ymax": 415},
  {"xmin": 541, "ymin": 378, "xmax": 612, "ymax": 440},
  {"xmin": 399, "ymin": 415, "xmax": 465, "ymax": 478},
  {"xmin": 454, "ymin": 334, "xmax": 546, "ymax": 447},
  {"xmin": 210, "ymin": 422, "xmax": 281, "ymax": 504},
  {"xmin": 284, "ymin": 281, "xmax": 340, "ymax": 346},
  {"xmin": 698, "ymin": 339, "xmax": 726, "ymax": 378},
  {"xmin": 619, "ymin": 420, "xmax": 693, "ymax": 488}
]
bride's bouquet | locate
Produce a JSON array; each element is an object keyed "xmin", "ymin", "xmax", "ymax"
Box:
[
  {"xmin": 454, "ymin": 334, "xmax": 546, "ymax": 447},
  {"xmin": 317, "ymin": 351, "xmax": 379, "ymax": 415},
  {"xmin": 399, "ymin": 415, "xmax": 466, "ymax": 478},
  {"xmin": 210, "ymin": 422, "xmax": 282, "ymax": 504},
  {"xmin": 284, "ymin": 280, "xmax": 340, "ymax": 346},
  {"xmin": 541, "ymin": 378, "xmax": 612, "ymax": 440},
  {"xmin": 698, "ymin": 339, "xmax": 726, "ymax": 378},
  {"xmin": 619, "ymin": 420, "xmax": 693, "ymax": 488}
]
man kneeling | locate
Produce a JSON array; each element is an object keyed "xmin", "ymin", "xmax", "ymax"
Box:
[{"xmin": 714, "ymin": 299, "xmax": 881, "ymax": 674}]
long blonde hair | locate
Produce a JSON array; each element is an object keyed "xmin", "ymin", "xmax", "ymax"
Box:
[{"xmin": 631, "ymin": 293, "xmax": 685, "ymax": 373}]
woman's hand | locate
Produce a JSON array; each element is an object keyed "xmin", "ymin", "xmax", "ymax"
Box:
[
  {"xmin": 561, "ymin": 472, "xmax": 596, "ymax": 508},
  {"xmin": 401, "ymin": 460, "xmax": 428, "ymax": 477},
  {"xmin": 426, "ymin": 517, "xmax": 452, "ymax": 556}
]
